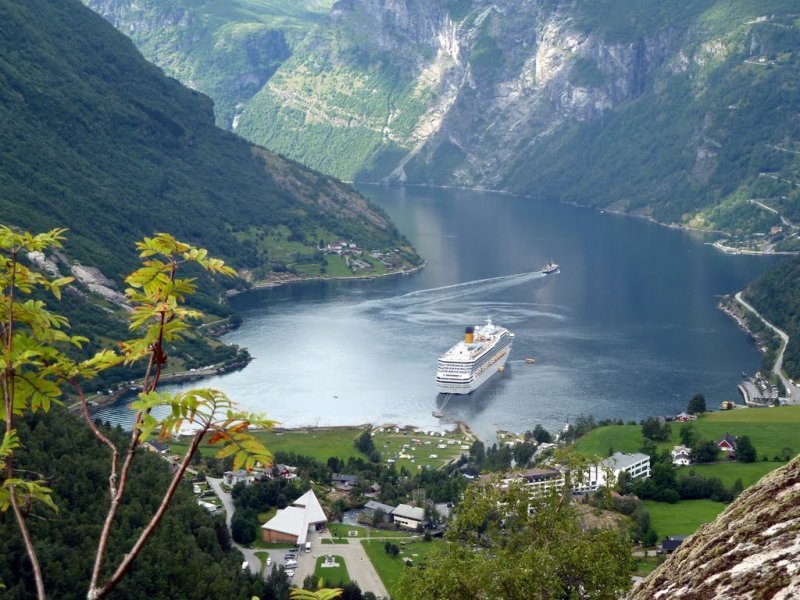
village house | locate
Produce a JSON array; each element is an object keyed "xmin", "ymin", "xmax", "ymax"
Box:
[
  {"xmin": 716, "ymin": 433, "xmax": 738, "ymax": 454},
  {"xmin": 362, "ymin": 500, "xmax": 395, "ymax": 523},
  {"xmin": 671, "ymin": 445, "xmax": 692, "ymax": 466},
  {"xmin": 223, "ymin": 469, "xmax": 253, "ymax": 487},
  {"xmin": 675, "ymin": 412, "xmax": 697, "ymax": 422},
  {"xmin": 274, "ymin": 464, "xmax": 298, "ymax": 480},
  {"xmin": 331, "ymin": 473, "xmax": 359, "ymax": 492},
  {"xmin": 392, "ymin": 504, "xmax": 425, "ymax": 531}
]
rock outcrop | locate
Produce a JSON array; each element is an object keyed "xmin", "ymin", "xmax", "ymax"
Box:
[{"xmin": 629, "ymin": 455, "xmax": 800, "ymax": 599}]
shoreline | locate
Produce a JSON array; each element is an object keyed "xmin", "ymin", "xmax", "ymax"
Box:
[
  {"xmin": 225, "ymin": 261, "xmax": 426, "ymax": 297},
  {"xmin": 356, "ymin": 181, "xmax": 797, "ymax": 256}
]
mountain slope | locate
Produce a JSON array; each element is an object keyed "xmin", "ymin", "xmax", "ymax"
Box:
[
  {"xmin": 82, "ymin": 0, "xmax": 334, "ymax": 129},
  {"xmin": 0, "ymin": 0, "xmax": 418, "ymax": 285},
  {"xmin": 743, "ymin": 255, "xmax": 800, "ymax": 379},
  {"xmin": 87, "ymin": 0, "xmax": 800, "ymax": 241}
]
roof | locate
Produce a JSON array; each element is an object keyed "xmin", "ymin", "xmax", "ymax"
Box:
[
  {"xmin": 392, "ymin": 504, "xmax": 425, "ymax": 521},
  {"xmin": 601, "ymin": 452, "xmax": 650, "ymax": 471},
  {"xmin": 662, "ymin": 535, "xmax": 688, "ymax": 552},
  {"xmin": 717, "ymin": 433, "xmax": 737, "ymax": 448},
  {"xmin": 364, "ymin": 500, "xmax": 395, "ymax": 514},
  {"xmin": 293, "ymin": 490, "xmax": 327, "ymax": 524},
  {"xmin": 672, "ymin": 445, "xmax": 692, "ymax": 455},
  {"xmin": 332, "ymin": 474, "xmax": 359, "ymax": 484},
  {"xmin": 517, "ymin": 468, "xmax": 562, "ymax": 481},
  {"xmin": 261, "ymin": 506, "xmax": 310, "ymax": 544}
]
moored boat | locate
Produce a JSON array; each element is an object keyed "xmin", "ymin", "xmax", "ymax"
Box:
[{"xmin": 435, "ymin": 318, "xmax": 513, "ymax": 395}]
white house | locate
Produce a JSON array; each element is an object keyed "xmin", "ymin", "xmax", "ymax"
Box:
[
  {"xmin": 574, "ymin": 452, "xmax": 651, "ymax": 493},
  {"xmin": 392, "ymin": 504, "xmax": 425, "ymax": 530},
  {"xmin": 223, "ymin": 469, "xmax": 253, "ymax": 487},
  {"xmin": 671, "ymin": 445, "xmax": 692, "ymax": 466}
]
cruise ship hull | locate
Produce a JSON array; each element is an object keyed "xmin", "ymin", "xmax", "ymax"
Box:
[
  {"xmin": 436, "ymin": 346, "xmax": 511, "ymax": 394},
  {"xmin": 435, "ymin": 319, "xmax": 513, "ymax": 395}
]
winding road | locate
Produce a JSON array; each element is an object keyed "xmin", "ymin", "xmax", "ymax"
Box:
[{"xmin": 735, "ymin": 292, "xmax": 800, "ymax": 402}]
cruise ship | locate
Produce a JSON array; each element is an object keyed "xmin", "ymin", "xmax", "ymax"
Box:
[{"xmin": 435, "ymin": 318, "xmax": 513, "ymax": 394}]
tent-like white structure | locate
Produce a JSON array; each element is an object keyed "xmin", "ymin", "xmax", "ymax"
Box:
[{"xmin": 261, "ymin": 489, "xmax": 327, "ymax": 544}]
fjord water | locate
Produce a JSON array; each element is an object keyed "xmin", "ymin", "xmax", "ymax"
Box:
[{"xmin": 96, "ymin": 187, "xmax": 779, "ymax": 439}]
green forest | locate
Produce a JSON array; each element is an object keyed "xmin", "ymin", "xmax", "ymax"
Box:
[
  {"xmin": 744, "ymin": 256, "xmax": 800, "ymax": 379},
  {"xmin": 0, "ymin": 409, "xmax": 289, "ymax": 599}
]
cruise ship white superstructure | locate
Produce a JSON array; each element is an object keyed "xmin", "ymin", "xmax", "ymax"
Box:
[{"xmin": 435, "ymin": 318, "xmax": 513, "ymax": 394}]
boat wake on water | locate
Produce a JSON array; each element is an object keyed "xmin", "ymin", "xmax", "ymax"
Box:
[{"xmin": 354, "ymin": 270, "xmax": 566, "ymax": 328}]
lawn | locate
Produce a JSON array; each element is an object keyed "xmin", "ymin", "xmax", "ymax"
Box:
[
  {"xmin": 328, "ymin": 523, "xmax": 366, "ymax": 539},
  {"xmin": 314, "ymin": 555, "xmax": 350, "ymax": 587},
  {"xmin": 573, "ymin": 425, "xmax": 641, "ymax": 457},
  {"xmin": 643, "ymin": 499, "xmax": 727, "ymax": 537},
  {"xmin": 361, "ymin": 539, "xmax": 442, "ymax": 597},
  {"xmin": 171, "ymin": 426, "xmax": 369, "ymax": 463},
  {"xmin": 685, "ymin": 461, "xmax": 781, "ymax": 488},
  {"xmin": 574, "ymin": 406, "xmax": 800, "ymax": 465},
  {"xmin": 373, "ymin": 427, "xmax": 473, "ymax": 472}
]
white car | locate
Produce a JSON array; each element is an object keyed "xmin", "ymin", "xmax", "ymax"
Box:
[
  {"xmin": 285, "ymin": 559, "xmax": 298, "ymax": 568},
  {"xmin": 266, "ymin": 557, "xmax": 272, "ymax": 567},
  {"xmin": 285, "ymin": 569, "xmax": 295, "ymax": 578}
]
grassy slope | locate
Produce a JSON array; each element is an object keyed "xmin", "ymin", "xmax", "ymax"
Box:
[
  {"xmin": 575, "ymin": 406, "xmax": 800, "ymax": 460},
  {"xmin": 643, "ymin": 499, "xmax": 727, "ymax": 537}
]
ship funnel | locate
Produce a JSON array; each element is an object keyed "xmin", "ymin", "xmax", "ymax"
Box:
[{"xmin": 465, "ymin": 326, "xmax": 475, "ymax": 344}]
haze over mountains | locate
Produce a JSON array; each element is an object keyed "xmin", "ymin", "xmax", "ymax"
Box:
[{"xmin": 86, "ymin": 0, "xmax": 800, "ymax": 238}]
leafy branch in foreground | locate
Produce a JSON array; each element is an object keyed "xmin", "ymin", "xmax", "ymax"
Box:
[{"xmin": 0, "ymin": 228, "xmax": 275, "ymax": 600}]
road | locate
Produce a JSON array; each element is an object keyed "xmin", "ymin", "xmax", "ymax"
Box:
[
  {"xmin": 207, "ymin": 477, "xmax": 267, "ymax": 577},
  {"xmin": 735, "ymin": 292, "xmax": 800, "ymax": 402}
]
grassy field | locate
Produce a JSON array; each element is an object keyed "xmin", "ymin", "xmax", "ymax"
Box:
[
  {"xmin": 373, "ymin": 427, "xmax": 473, "ymax": 472},
  {"xmin": 314, "ymin": 555, "xmax": 350, "ymax": 587},
  {"xmin": 574, "ymin": 425, "xmax": 642, "ymax": 457},
  {"xmin": 686, "ymin": 461, "xmax": 782, "ymax": 487},
  {"xmin": 574, "ymin": 406, "xmax": 800, "ymax": 463},
  {"xmin": 328, "ymin": 523, "xmax": 366, "ymax": 539},
  {"xmin": 643, "ymin": 499, "xmax": 727, "ymax": 537},
  {"xmin": 361, "ymin": 539, "xmax": 442, "ymax": 597},
  {"xmin": 171, "ymin": 426, "xmax": 369, "ymax": 462}
]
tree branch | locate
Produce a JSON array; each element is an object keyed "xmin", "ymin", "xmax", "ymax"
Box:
[{"xmin": 90, "ymin": 427, "xmax": 206, "ymax": 599}]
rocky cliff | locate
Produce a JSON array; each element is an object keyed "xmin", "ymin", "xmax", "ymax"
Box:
[
  {"xmin": 629, "ymin": 454, "xmax": 800, "ymax": 599},
  {"xmin": 86, "ymin": 0, "xmax": 800, "ymax": 238}
]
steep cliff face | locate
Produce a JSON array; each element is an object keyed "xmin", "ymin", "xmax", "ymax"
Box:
[
  {"xmin": 629, "ymin": 454, "xmax": 800, "ymax": 599},
  {"xmin": 82, "ymin": 0, "xmax": 328, "ymax": 127},
  {"xmin": 86, "ymin": 0, "xmax": 800, "ymax": 236}
]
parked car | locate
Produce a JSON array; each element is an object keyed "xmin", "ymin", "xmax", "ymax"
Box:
[{"xmin": 285, "ymin": 569, "xmax": 295, "ymax": 578}]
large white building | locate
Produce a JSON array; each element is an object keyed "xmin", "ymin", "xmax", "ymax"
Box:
[
  {"xmin": 494, "ymin": 468, "xmax": 566, "ymax": 497},
  {"xmin": 574, "ymin": 452, "xmax": 651, "ymax": 493},
  {"xmin": 261, "ymin": 489, "xmax": 327, "ymax": 544}
]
